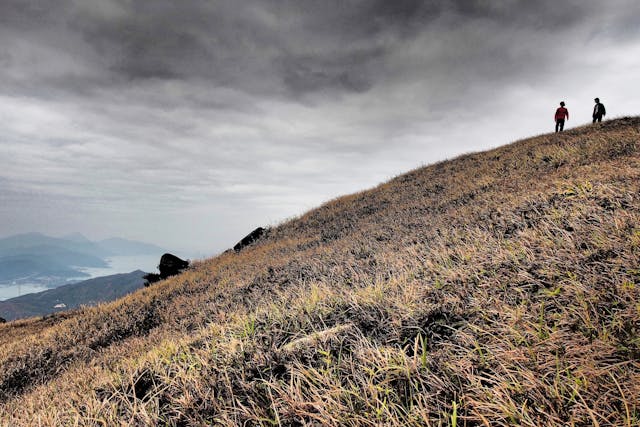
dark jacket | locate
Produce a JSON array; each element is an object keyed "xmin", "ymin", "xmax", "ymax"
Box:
[{"xmin": 593, "ymin": 102, "xmax": 606, "ymax": 117}]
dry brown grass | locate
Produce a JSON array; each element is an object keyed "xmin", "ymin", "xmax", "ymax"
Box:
[{"xmin": 1, "ymin": 118, "xmax": 639, "ymax": 426}]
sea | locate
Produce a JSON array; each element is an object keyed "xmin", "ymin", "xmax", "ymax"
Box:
[{"xmin": 0, "ymin": 254, "xmax": 163, "ymax": 301}]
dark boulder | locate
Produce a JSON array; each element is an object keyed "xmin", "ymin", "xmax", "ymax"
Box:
[
  {"xmin": 144, "ymin": 253, "xmax": 189, "ymax": 287},
  {"xmin": 0, "ymin": 316, "xmax": 6, "ymax": 324},
  {"xmin": 158, "ymin": 253, "xmax": 189, "ymax": 278},
  {"xmin": 234, "ymin": 227, "xmax": 267, "ymax": 252}
]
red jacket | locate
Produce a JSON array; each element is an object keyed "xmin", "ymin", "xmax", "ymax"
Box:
[{"xmin": 555, "ymin": 107, "xmax": 569, "ymax": 121}]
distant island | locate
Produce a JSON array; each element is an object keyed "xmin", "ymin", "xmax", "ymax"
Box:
[
  {"xmin": 0, "ymin": 232, "xmax": 165, "ymax": 289},
  {"xmin": 0, "ymin": 270, "xmax": 147, "ymax": 321}
]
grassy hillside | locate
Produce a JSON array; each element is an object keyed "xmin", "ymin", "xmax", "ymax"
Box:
[{"xmin": 1, "ymin": 118, "xmax": 639, "ymax": 426}]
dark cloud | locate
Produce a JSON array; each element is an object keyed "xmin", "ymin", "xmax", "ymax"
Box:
[
  {"xmin": 279, "ymin": 47, "xmax": 381, "ymax": 95},
  {"xmin": 0, "ymin": 0, "xmax": 64, "ymax": 26},
  {"xmin": 451, "ymin": 0, "xmax": 586, "ymax": 27},
  {"xmin": 2, "ymin": 0, "xmax": 632, "ymax": 98}
]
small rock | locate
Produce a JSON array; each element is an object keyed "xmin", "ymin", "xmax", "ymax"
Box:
[{"xmin": 234, "ymin": 227, "xmax": 267, "ymax": 252}]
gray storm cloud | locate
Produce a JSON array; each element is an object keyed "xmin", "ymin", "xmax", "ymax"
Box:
[{"xmin": 1, "ymin": 0, "xmax": 639, "ymax": 252}]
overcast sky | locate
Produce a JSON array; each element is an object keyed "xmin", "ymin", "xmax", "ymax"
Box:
[{"xmin": 1, "ymin": 0, "xmax": 639, "ymax": 255}]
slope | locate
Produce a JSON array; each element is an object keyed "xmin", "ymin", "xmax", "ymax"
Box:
[{"xmin": 0, "ymin": 118, "xmax": 639, "ymax": 426}]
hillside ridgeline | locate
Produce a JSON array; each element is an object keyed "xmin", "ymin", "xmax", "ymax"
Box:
[{"xmin": 0, "ymin": 118, "xmax": 639, "ymax": 426}]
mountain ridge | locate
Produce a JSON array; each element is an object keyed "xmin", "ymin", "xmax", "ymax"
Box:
[{"xmin": 0, "ymin": 232, "xmax": 108, "ymax": 258}]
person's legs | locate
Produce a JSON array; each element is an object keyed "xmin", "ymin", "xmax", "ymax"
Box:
[
  {"xmin": 556, "ymin": 119, "xmax": 564, "ymax": 132},
  {"xmin": 596, "ymin": 115, "xmax": 602, "ymax": 122},
  {"xmin": 556, "ymin": 120, "xmax": 560, "ymax": 132}
]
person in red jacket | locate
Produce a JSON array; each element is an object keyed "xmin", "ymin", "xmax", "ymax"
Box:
[{"xmin": 554, "ymin": 101, "xmax": 569, "ymax": 132}]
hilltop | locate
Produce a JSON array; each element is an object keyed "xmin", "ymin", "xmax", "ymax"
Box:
[{"xmin": 0, "ymin": 118, "xmax": 639, "ymax": 426}]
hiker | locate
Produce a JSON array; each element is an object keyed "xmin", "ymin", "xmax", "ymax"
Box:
[
  {"xmin": 593, "ymin": 98, "xmax": 606, "ymax": 123},
  {"xmin": 554, "ymin": 101, "xmax": 569, "ymax": 132}
]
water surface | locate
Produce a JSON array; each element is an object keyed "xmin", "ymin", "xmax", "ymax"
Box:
[{"xmin": 0, "ymin": 254, "xmax": 163, "ymax": 301}]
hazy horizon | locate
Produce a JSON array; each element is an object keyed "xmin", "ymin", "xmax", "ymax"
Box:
[
  {"xmin": 2, "ymin": 1, "xmax": 640, "ymax": 253},
  {"xmin": 0, "ymin": 230, "xmax": 200, "ymax": 258}
]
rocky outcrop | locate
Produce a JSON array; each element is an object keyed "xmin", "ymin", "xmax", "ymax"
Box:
[
  {"xmin": 158, "ymin": 253, "xmax": 189, "ymax": 277},
  {"xmin": 234, "ymin": 227, "xmax": 267, "ymax": 252},
  {"xmin": 144, "ymin": 253, "xmax": 189, "ymax": 287}
]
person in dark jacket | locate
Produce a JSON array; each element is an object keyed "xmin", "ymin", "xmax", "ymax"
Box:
[
  {"xmin": 593, "ymin": 98, "xmax": 606, "ymax": 123},
  {"xmin": 554, "ymin": 101, "xmax": 569, "ymax": 132}
]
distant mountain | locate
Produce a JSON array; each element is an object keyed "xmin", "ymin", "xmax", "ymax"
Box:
[
  {"xmin": 0, "ymin": 232, "xmax": 109, "ymax": 258},
  {"xmin": 2, "ymin": 245, "xmax": 107, "ymax": 267},
  {"xmin": 0, "ymin": 270, "xmax": 146, "ymax": 321},
  {"xmin": 0, "ymin": 233, "xmax": 164, "ymax": 286},
  {"xmin": 97, "ymin": 238, "xmax": 165, "ymax": 256},
  {"xmin": 0, "ymin": 243, "xmax": 107, "ymax": 284},
  {"xmin": 0, "ymin": 255, "xmax": 89, "ymax": 283},
  {"xmin": 0, "ymin": 233, "xmax": 165, "ymax": 258}
]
